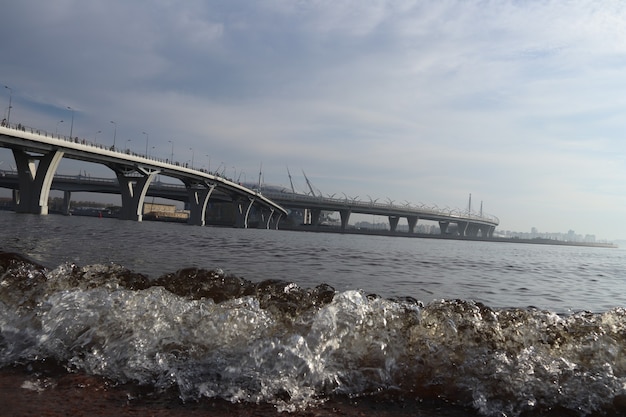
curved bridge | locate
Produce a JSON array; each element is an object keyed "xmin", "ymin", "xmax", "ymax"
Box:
[
  {"xmin": 0, "ymin": 124, "xmax": 287, "ymax": 228},
  {"xmin": 0, "ymin": 167, "xmax": 499, "ymax": 237}
]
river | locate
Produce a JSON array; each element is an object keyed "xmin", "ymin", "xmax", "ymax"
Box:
[{"xmin": 1, "ymin": 211, "xmax": 626, "ymax": 416}]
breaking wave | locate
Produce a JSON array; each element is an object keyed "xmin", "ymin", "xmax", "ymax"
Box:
[{"xmin": 1, "ymin": 251, "xmax": 626, "ymax": 416}]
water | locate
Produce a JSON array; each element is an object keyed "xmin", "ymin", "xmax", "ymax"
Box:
[{"xmin": 1, "ymin": 210, "xmax": 626, "ymax": 416}]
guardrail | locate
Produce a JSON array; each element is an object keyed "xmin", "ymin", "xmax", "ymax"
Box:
[{"xmin": 0, "ymin": 121, "xmax": 236, "ymax": 180}]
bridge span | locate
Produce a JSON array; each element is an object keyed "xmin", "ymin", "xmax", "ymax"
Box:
[
  {"xmin": 262, "ymin": 190, "xmax": 499, "ymax": 237},
  {"xmin": 0, "ymin": 123, "xmax": 499, "ymax": 237},
  {"xmin": 0, "ymin": 124, "xmax": 287, "ymax": 228},
  {"xmin": 0, "ymin": 169, "xmax": 499, "ymax": 237}
]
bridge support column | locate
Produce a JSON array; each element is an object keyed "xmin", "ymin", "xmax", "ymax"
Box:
[
  {"xmin": 407, "ymin": 216, "xmax": 418, "ymax": 234},
  {"xmin": 260, "ymin": 208, "xmax": 275, "ymax": 229},
  {"xmin": 113, "ymin": 166, "xmax": 159, "ymax": 221},
  {"xmin": 439, "ymin": 221, "xmax": 449, "ymax": 235},
  {"xmin": 12, "ymin": 149, "xmax": 65, "ymax": 215},
  {"xmin": 466, "ymin": 223, "xmax": 480, "ymax": 237},
  {"xmin": 456, "ymin": 221, "xmax": 468, "ymax": 237},
  {"xmin": 339, "ymin": 209, "xmax": 351, "ymax": 230},
  {"xmin": 388, "ymin": 216, "xmax": 400, "ymax": 232},
  {"xmin": 234, "ymin": 197, "xmax": 255, "ymax": 228},
  {"xmin": 310, "ymin": 208, "xmax": 321, "ymax": 226},
  {"xmin": 485, "ymin": 225, "xmax": 495, "ymax": 238},
  {"xmin": 269, "ymin": 212, "xmax": 283, "ymax": 230},
  {"xmin": 186, "ymin": 183, "xmax": 216, "ymax": 226},
  {"xmin": 62, "ymin": 190, "xmax": 72, "ymax": 215}
]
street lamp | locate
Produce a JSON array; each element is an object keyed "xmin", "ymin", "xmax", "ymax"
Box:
[
  {"xmin": 168, "ymin": 140, "xmax": 174, "ymax": 163},
  {"xmin": 126, "ymin": 139, "xmax": 132, "ymax": 152},
  {"xmin": 55, "ymin": 120, "xmax": 63, "ymax": 135},
  {"xmin": 4, "ymin": 86, "xmax": 12, "ymax": 125},
  {"xmin": 142, "ymin": 131, "xmax": 149, "ymax": 157},
  {"xmin": 189, "ymin": 147, "xmax": 194, "ymax": 169},
  {"xmin": 67, "ymin": 106, "xmax": 74, "ymax": 139},
  {"xmin": 94, "ymin": 130, "xmax": 101, "ymax": 141},
  {"xmin": 110, "ymin": 121, "xmax": 117, "ymax": 149}
]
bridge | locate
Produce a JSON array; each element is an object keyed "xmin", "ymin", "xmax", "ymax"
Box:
[
  {"xmin": 0, "ymin": 123, "xmax": 287, "ymax": 228},
  {"xmin": 0, "ymin": 168, "xmax": 499, "ymax": 237},
  {"xmin": 263, "ymin": 190, "xmax": 499, "ymax": 237},
  {"xmin": 0, "ymin": 123, "xmax": 499, "ymax": 237}
]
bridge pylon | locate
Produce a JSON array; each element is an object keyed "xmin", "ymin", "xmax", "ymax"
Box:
[
  {"xmin": 233, "ymin": 196, "xmax": 255, "ymax": 228},
  {"xmin": 339, "ymin": 209, "xmax": 351, "ymax": 230},
  {"xmin": 388, "ymin": 216, "xmax": 400, "ymax": 232},
  {"xmin": 185, "ymin": 181, "xmax": 216, "ymax": 226},
  {"xmin": 112, "ymin": 164, "xmax": 159, "ymax": 221},
  {"xmin": 12, "ymin": 148, "xmax": 64, "ymax": 215}
]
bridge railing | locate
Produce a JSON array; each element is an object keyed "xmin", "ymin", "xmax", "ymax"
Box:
[{"xmin": 1, "ymin": 121, "xmax": 221, "ymax": 175}]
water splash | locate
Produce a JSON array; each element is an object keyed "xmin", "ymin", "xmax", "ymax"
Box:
[{"xmin": 2, "ymin": 251, "xmax": 626, "ymax": 416}]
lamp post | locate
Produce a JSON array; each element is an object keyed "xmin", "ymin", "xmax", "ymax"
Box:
[
  {"xmin": 168, "ymin": 140, "xmax": 174, "ymax": 163},
  {"xmin": 55, "ymin": 120, "xmax": 63, "ymax": 135},
  {"xmin": 110, "ymin": 121, "xmax": 117, "ymax": 149},
  {"xmin": 67, "ymin": 106, "xmax": 74, "ymax": 139},
  {"xmin": 4, "ymin": 86, "xmax": 12, "ymax": 125},
  {"xmin": 189, "ymin": 147, "xmax": 194, "ymax": 169},
  {"xmin": 142, "ymin": 131, "xmax": 149, "ymax": 157},
  {"xmin": 94, "ymin": 130, "xmax": 101, "ymax": 141}
]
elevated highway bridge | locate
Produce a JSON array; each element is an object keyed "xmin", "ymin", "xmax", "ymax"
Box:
[
  {"xmin": 262, "ymin": 190, "xmax": 499, "ymax": 237},
  {"xmin": 0, "ymin": 123, "xmax": 499, "ymax": 237},
  {"xmin": 0, "ymin": 169, "xmax": 499, "ymax": 237},
  {"xmin": 0, "ymin": 124, "xmax": 287, "ymax": 228}
]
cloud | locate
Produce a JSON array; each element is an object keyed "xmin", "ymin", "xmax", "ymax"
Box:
[{"xmin": 2, "ymin": 0, "xmax": 626, "ymax": 238}]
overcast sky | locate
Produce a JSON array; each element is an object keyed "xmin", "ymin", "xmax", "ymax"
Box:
[{"xmin": 1, "ymin": 1, "xmax": 626, "ymax": 239}]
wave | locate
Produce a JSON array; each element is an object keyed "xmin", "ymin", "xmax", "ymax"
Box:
[{"xmin": 1, "ymin": 251, "xmax": 626, "ymax": 416}]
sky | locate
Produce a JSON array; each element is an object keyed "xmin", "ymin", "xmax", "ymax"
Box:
[{"xmin": 1, "ymin": 0, "xmax": 626, "ymax": 240}]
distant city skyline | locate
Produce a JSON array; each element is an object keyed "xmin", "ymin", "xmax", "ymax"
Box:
[{"xmin": 2, "ymin": 1, "xmax": 626, "ymax": 240}]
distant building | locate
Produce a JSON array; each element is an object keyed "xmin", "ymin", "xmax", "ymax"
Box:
[{"xmin": 143, "ymin": 202, "xmax": 189, "ymax": 221}]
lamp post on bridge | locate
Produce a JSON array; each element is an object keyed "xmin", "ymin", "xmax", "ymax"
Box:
[
  {"xmin": 94, "ymin": 130, "xmax": 101, "ymax": 141},
  {"xmin": 142, "ymin": 131, "xmax": 149, "ymax": 157},
  {"xmin": 110, "ymin": 121, "xmax": 117, "ymax": 150},
  {"xmin": 67, "ymin": 106, "xmax": 74, "ymax": 139},
  {"xmin": 168, "ymin": 140, "xmax": 174, "ymax": 163},
  {"xmin": 189, "ymin": 147, "xmax": 194, "ymax": 169},
  {"xmin": 4, "ymin": 85, "xmax": 12, "ymax": 125},
  {"xmin": 55, "ymin": 120, "xmax": 63, "ymax": 135}
]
